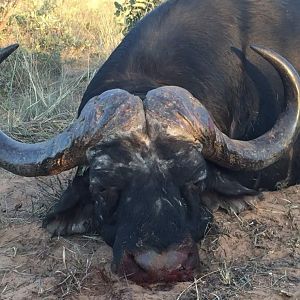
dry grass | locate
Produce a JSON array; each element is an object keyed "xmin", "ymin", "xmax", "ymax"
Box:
[
  {"xmin": 1, "ymin": 50, "xmax": 82, "ymax": 141},
  {"xmin": 0, "ymin": 2, "xmax": 122, "ymax": 297},
  {"xmin": 175, "ymin": 262, "xmax": 293, "ymax": 299},
  {"xmin": 0, "ymin": 0, "xmax": 122, "ymax": 142},
  {"xmin": 1, "ymin": 0, "xmax": 121, "ymax": 58}
]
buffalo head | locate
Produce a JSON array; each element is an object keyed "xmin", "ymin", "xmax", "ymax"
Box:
[{"xmin": 1, "ymin": 45, "xmax": 300, "ymax": 282}]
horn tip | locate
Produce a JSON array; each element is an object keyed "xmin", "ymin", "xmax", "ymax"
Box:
[
  {"xmin": 0, "ymin": 43, "xmax": 20, "ymax": 63},
  {"xmin": 250, "ymin": 44, "xmax": 266, "ymax": 54},
  {"xmin": 7, "ymin": 43, "xmax": 19, "ymax": 53}
]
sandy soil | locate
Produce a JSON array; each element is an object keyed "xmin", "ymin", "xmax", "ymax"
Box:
[{"xmin": 0, "ymin": 169, "xmax": 299, "ymax": 300}]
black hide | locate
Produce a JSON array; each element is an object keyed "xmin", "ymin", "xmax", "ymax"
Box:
[{"xmin": 43, "ymin": 0, "xmax": 300, "ymax": 282}]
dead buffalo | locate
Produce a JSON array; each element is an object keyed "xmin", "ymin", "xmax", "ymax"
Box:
[{"xmin": 1, "ymin": 0, "xmax": 300, "ymax": 283}]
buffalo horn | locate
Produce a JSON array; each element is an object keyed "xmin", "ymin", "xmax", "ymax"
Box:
[
  {"xmin": 0, "ymin": 44, "xmax": 19, "ymax": 64},
  {"xmin": 145, "ymin": 46, "xmax": 300, "ymax": 171},
  {"xmin": 0, "ymin": 46, "xmax": 145, "ymax": 177}
]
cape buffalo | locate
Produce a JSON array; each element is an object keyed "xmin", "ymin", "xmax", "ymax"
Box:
[{"xmin": 1, "ymin": 0, "xmax": 300, "ymax": 283}]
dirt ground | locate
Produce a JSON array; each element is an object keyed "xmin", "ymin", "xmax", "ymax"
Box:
[{"xmin": 0, "ymin": 169, "xmax": 299, "ymax": 300}]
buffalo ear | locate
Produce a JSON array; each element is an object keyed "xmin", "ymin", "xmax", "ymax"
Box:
[{"xmin": 207, "ymin": 167, "xmax": 258, "ymax": 196}]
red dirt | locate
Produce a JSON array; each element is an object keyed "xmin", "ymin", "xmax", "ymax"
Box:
[{"xmin": 0, "ymin": 170, "xmax": 299, "ymax": 299}]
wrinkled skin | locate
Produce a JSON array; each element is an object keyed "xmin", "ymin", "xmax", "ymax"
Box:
[
  {"xmin": 89, "ymin": 138, "xmax": 211, "ymax": 282},
  {"xmin": 43, "ymin": 89, "xmax": 262, "ymax": 282},
  {"xmin": 44, "ymin": 135, "xmax": 257, "ymax": 282}
]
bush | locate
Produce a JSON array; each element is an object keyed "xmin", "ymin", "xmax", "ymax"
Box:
[
  {"xmin": 1, "ymin": 0, "xmax": 121, "ymax": 61},
  {"xmin": 0, "ymin": 0, "xmax": 19, "ymax": 31},
  {"xmin": 114, "ymin": 0, "xmax": 162, "ymax": 35},
  {"xmin": 8, "ymin": 0, "xmax": 83, "ymax": 55}
]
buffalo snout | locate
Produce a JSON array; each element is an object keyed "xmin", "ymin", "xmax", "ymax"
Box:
[{"xmin": 114, "ymin": 237, "xmax": 199, "ymax": 283}]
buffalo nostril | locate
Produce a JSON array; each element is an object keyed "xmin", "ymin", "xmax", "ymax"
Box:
[{"xmin": 117, "ymin": 243, "xmax": 200, "ymax": 283}]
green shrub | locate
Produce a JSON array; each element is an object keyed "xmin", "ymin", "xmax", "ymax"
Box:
[
  {"xmin": 9, "ymin": 0, "xmax": 83, "ymax": 55},
  {"xmin": 114, "ymin": 0, "xmax": 162, "ymax": 35},
  {"xmin": 0, "ymin": 0, "xmax": 19, "ymax": 31}
]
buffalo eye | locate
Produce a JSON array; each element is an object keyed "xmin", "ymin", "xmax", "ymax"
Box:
[{"xmin": 91, "ymin": 182, "xmax": 120, "ymax": 221}]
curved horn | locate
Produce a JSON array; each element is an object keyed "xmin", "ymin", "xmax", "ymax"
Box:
[
  {"xmin": 0, "ymin": 44, "xmax": 19, "ymax": 63},
  {"xmin": 0, "ymin": 89, "xmax": 145, "ymax": 177},
  {"xmin": 145, "ymin": 46, "xmax": 300, "ymax": 171}
]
